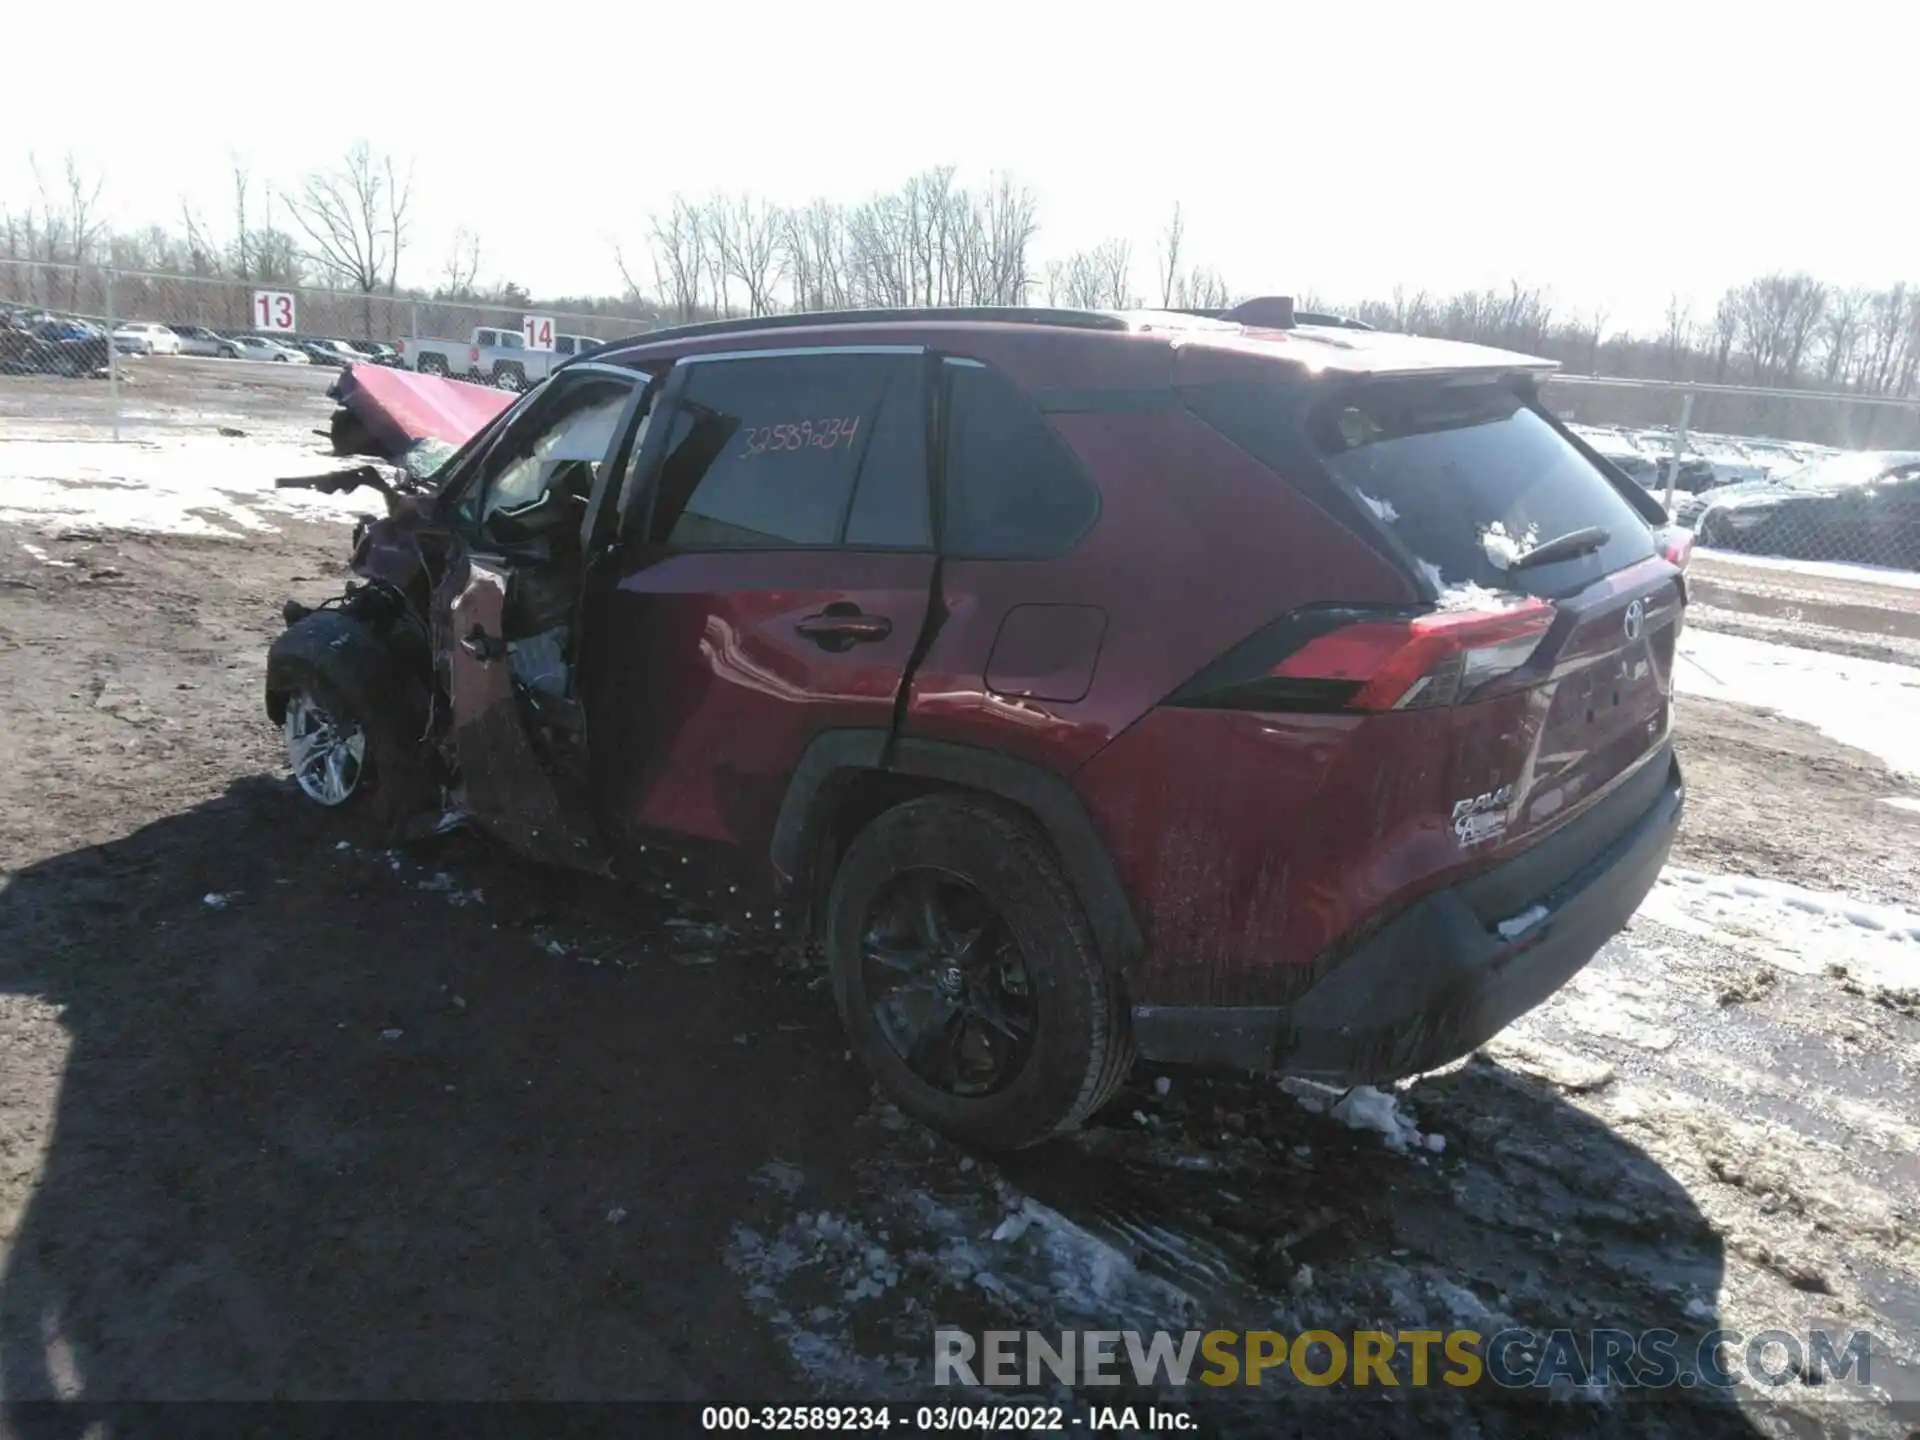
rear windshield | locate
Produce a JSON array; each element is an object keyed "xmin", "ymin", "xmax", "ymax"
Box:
[{"xmin": 1311, "ymin": 380, "xmax": 1656, "ymax": 596}]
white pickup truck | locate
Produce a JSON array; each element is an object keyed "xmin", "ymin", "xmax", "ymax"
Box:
[{"xmin": 396, "ymin": 326, "xmax": 605, "ymax": 390}]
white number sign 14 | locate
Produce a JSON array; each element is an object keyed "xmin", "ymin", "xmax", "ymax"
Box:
[
  {"xmin": 253, "ymin": 290, "xmax": 296, "ymax": 332},
  {"xmin": 522, "ymin": 315, "xmax": 555, "ymax": 351}
]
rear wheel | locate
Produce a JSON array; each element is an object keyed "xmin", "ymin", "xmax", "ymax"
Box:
[
  {"xmin": 493, "ymin": 363, "xmax": 526, "ymax": 391},
  {"xmin": 418, "ymin": 354, "xmax": 449, "ymax": 377},
  {"xmin": 825, "ymin": 795, "xmax": 1131, "ymax": 1150}
]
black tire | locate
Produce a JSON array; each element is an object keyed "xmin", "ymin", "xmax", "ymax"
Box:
[
  {"xmin": 418, "ymin": 354, "xmax": 449, "ymax": 377},
  {"xmin": 825, "ymin": 795, "xmax": 1131, "ymax": 1150},
  {"xmin": 267, "ymin": 613, "xmax": 437, "ymax": 839},
  {"xmin": 493, "ymin": 363, "xmax": 526, "ymax": 391}
]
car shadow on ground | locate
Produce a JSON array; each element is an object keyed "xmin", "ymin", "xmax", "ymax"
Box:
[
  {"xmin": 1, "ymin": 776, "xmax": 1760, "ymax": 1436},
  {"xmin": 0, "ymin": 776, "xmax": 874, "ymax": 1420}
]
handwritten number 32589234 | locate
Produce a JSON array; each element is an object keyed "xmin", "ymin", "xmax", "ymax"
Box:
[{"xmin": 739, "ymin": 416, "xmax": 862, "ymax": 459}]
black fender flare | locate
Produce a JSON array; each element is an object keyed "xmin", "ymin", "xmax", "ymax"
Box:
[{"xmin": 771, "ymin": 730, "xmax": 1144, "ymax": 974}]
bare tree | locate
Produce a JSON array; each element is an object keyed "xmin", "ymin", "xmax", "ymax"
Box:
[
  {"xmin": 1180, "ymin": 265, "xmax": 1231, "ymax": 310},
  {"xmin": 780, "ymin": 199, "xmax": 853, "ymax": 312},
  {"xmin": 973, "ymin": 173, "xmax": 1038, "ymax": 305},
  {"xmin": 32, "ymin": 153, "xmax": 107, "ymax": 308},
  {"xmin": 1157, "ymin": 202, "xmax": 1184, "ymax": 308},
  {"xmin": 1576, "ymin": 307, "xmax": 1609, "ymax": 373},
  {"xmin": 179, "ymin": 199, "xmax": 222, "ymax": 278},
  {"xmin": 1661, "ymin": 294, "xmax": 1692, "ymax": 380},
  {"xmin": 707, "ymin": 194, "xmax": 782, "ymax": 317},
  {"xmin": 1860, "ymin": 284, "xmax": 1911, "ymax": 395},
  {"xmin": 231, "ymin": 162, "xmax": 250, "ymax": 281},
  {"xmin": 632, "ymin": 195, "xmax": 708, "ymax": 320},
  {"xmin": 287, "ymin": 141, "xmax": 414, "ymax": 335},
  {"xmin": 1819, "ymin": 287, "xmax": 1868, "ymax": 384},
  {"xmin": 440, "ymin": 228, "xmax": 483, "ymax": 298},
  {"xmin": 1710, "ymin": 290, "xmax": 1740, "ymax": 382}
]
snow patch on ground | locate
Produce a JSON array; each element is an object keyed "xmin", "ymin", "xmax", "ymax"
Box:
[
  {"xmin": 725, "ymin": 1209, "xmax": 921, "ymax": 1394},
  {"xmin": 1882, "ymin": 797, "xmax": 1920, "ymax": 816},
  {"xmin": 1692, "ymin": 547, "xmax": 1920, "ymax": 593},
  {"xmin": 1675, "ymin": 628, "xmax": 1920, "ymax": 778},
  {"xmin": 1279, "ymin": 1079, "xmax": 1442, "ymax": 1153},
  {"xmin": 0, "ymin": 435, "xmax": 367, "ymax": 538},
  {"xmin": 1552, "ymin": 973, "xmax": 1679, "ymax": 1051},
  {"xmin": 1640, "ymin": 866, "xmax": 1919, "ymax": 989}
]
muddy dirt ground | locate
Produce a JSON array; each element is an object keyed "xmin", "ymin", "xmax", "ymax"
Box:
[{"xmin": 1, "ymin": 367, "xmax": 1917, "ymax": 1437}]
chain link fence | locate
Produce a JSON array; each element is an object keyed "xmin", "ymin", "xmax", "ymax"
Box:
[
  {"xmin": 5, "ymin": 260, "xmax": 1919, "ymax": 572},
  {"xmin": 0, "ymin": 258, "xmax": 656, "ymax": 439},
  {"xmin": 1547, "ymin": 374, "xmax": 1920, "ymax": 575}
]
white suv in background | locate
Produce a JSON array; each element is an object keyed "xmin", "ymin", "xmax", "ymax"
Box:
[{"xmin": 111, "ymin": 322, "xmax": 183, "ymax": 356}]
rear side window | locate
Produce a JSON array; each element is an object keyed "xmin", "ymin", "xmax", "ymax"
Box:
[
  {"xmin": 941, "ymin": 359, "xmax": 1098, "ymax": 559},
  {"xmin": 648, "ymin": 351, "xmax": 927, "ymax": 549},
  {"xmin": 1191, "ymin": 378, "xmax": 1655, "ymax": 596}
]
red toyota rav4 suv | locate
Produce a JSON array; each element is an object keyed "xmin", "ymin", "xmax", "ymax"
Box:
[{"xmin": 267, "ymin": 300, "xmax": 1686, "ymax": 1149}]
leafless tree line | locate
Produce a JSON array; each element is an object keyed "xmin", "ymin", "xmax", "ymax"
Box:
[
  {"xmin": 616, "ymin": 168, "xmax": 1044, "ymax": 321},
  {"xmin": 1318, "ymin": 273, "xmax": 1920, "ymax": 401},
  {"xmin": 8, "ymin": 154, "xmax": 1920, "ymax": 406}
]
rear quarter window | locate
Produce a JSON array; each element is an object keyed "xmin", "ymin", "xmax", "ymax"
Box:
[{"xmin": 940, "ymin": 358, "xmax": 1098, "ymax": 559}]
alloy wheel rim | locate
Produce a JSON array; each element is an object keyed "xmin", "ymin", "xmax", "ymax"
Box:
[
  {"xmin": 861, "ymin": 870, "xmax": 1037, "ymax": 1099},
  {"xmin": 283, "ymin": 690, "xmax": 367, "ymax": 806}
]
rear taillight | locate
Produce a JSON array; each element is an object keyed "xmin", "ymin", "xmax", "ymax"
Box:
[
  {"xmin": 469, "ymin": 345, "xmax": 480, "ymax": 364},
  {"xmin": 1655, "ymin": 526, "xmax": 1693, "ymax": 569},
  {"xmin": 1171, "ymin": 600, "xmax": 1556, "ymax": 714}
]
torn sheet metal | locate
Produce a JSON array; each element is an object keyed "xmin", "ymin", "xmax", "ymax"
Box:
[{"xmin": 325, "ymin": 365, "xmax": 515, "ymax": 465}]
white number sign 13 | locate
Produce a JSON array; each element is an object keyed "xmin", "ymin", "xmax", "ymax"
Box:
[{"xmin": 253, "ymin": 290, "xmax": 296, "ymax": 332}]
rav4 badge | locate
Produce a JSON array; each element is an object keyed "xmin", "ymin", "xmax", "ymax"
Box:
[{"xmin": 1452, "ymin": 785, "xmax": 1514, "ymax": 847}]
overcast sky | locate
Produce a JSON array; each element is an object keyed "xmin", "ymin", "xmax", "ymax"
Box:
[{"xmin": 6, "ymin": 0, "xmax": 1910, "ymax": 334}]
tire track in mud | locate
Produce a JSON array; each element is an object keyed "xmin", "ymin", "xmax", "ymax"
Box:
[{"xmin": 722, "ymin": 916, "xmax": 1917, "ymax": 1436}]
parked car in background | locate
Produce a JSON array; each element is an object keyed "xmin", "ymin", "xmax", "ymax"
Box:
[
  {"xmin": 295, "ymin": 338, "xmax": 361, "ymax": 368},
  {"xmin": 398, "ymin": 326, "xmax": 605, "ymax": 389},
  {"xmin": 231, "ymin": 334, "xmax": 310, "ymax": 364},
  {"xmin": 166, "ymin": 324, "xmax": 233, "ymax": 358},
  {"xmin": 1, "ymin": 316, "xmax": 111, "ymax": 376},
  {"xmin": 1689, "ymin": 450, "xmax": 1920, "ymax": 569},
  {"xmin": 1569, "ymin": 424, "xmax": 1661, "ymax": 489},
  {"xmin": 347, "ymin": 340, "xmax": 403, "ymax": 366},
  {"xmin": 267, "ymin": 300, "xmax": 1684, "ymax": 1149},
  {"xmin": 112, "ymin": 322, "xmax": 183, "ymax": 356},
  {"xmin": 1648, "ymin": 453, "xmax": 1722, "ymax": 495}
]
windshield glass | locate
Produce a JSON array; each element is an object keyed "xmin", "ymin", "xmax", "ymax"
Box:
[{"xmin": 1784, "ymin": 452, "xmax": 1899, "ymax": 490}]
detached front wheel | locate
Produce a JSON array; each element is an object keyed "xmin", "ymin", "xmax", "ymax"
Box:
[
  {"xmin": 267, "ymin": 611, "xmax": 436, "ymax": 837},
  {"xmin": 283, "ymin": 687, "xmax": 369, "ymax": 807},
  {"xmin": 825, "ymin": 795, "xmax": 1132, "ymax": 1150}
]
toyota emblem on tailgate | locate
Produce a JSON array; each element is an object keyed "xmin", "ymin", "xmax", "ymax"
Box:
[{"xmin": 1623, "ymin": 599, "xmax": 1646, "ymax": 641}]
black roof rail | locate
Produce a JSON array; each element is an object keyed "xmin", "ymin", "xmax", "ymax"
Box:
[
  {"xmin": 588, "ymin": 304, "xmax": 1135, "ymax": 358},
  {"xmin": 1167, "ymin": 296, "xmax": 1375, "ymax": 332},
  {"xmin": 1295, "ymin": 310, "xmax": 1376, "ymax": 332}
]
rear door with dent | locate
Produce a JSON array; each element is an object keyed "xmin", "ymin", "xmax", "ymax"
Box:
[{"xmin": 576, "ymin": 346, "xmax": 935, "ymax": 865}]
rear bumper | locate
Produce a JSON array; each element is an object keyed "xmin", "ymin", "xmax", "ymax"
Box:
[{"xmin": 1131, "ymin": 757, "xmax": 1684, "ymax": 1078}]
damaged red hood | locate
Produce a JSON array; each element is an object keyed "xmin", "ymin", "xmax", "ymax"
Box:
[{"xmin": 329, "ymin": 364, "xmax": 516, "ymax": 460}]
